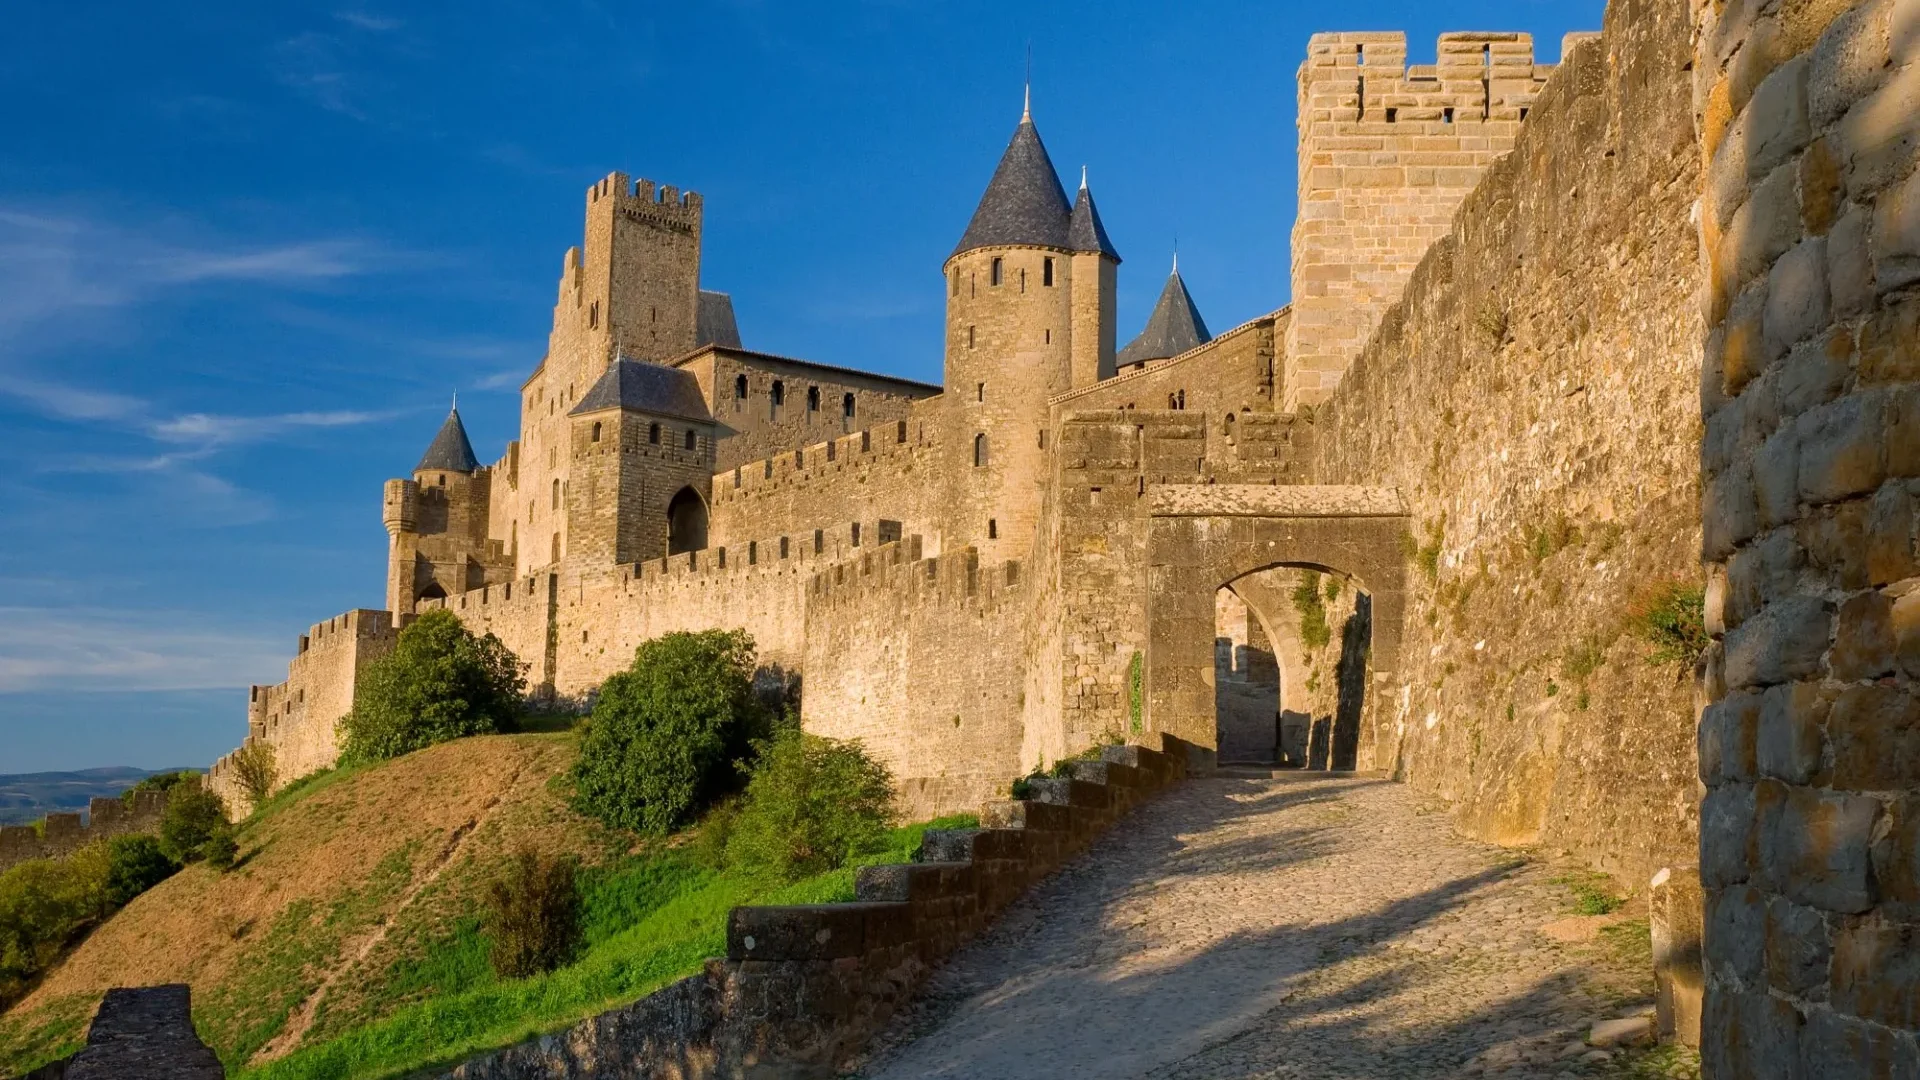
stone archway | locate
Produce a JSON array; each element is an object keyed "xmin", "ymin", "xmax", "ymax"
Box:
[
  {"xmin": 666, "ymin": 486, "xmax": 709, "ymax": 555},
  {"xmin": 1144, "ymin": 485, "xmax": 1407, "ymax": 771}
]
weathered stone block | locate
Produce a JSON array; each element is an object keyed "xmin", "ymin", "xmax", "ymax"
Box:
[
  {"xmin": 1702, "ymin": 782, "xmax": 1758, "ymax": 888},
  {"xmin": 1825, "ymin": 683, "xmax": 1920, "ymax": 791},
  {"xmin": 1897, "ymin": 589, "xmax": 1920, "ymax": 680},
  {"xmin": 1651, "ymin": 866, "xmax": 1704, "ymax": 1047},
  {"xmin": 1721, "ymin": 164, "xmax": 1803, "ymax": 298},
  {"xmin": 1757, "ymin": 681, "xmax": 1827, "ymax": 785},
  {"xmin": 1877, "ymin": 166, "xmax": 1920, "ymax": 293},
  {"xmin": 1702, "ymin": 690, "xmax": 1763, "ymax": 785},
  {"xmin": 1706, "ymin": 882, "xmax": 1767, "ymax": 986},
  {"xmin": 1754, "ymin": 428, "xmax": 1804, "ymax": 529},
  {"xmin": 1831, "ymin": 919, "xmax": 1920, "ymax": 1030},
  {"xmin": 1777, "ymin": 329, "xmax": 1852, "ymax": 418},
  {"xmin": 1796, "ymin": 1007, "xmax": 1920, "ymax": 1080},
  {"xmin": 1872, "ymin": 794, "xmax": 1920, "ymax": 914},
  {"xmin": 1764, "ymin": 237, "xmax": 1830, "ymax": 360},
  {"xmin": 1747, "ymin": 55, "xmax": 1813, "ymax": 186},
  {"xmin": 1706, "ymin": 460, "xmax": 1762, "ymax": 560},
  {"xmin": 1809, "ymin": 0, "xmax": 1893, "ymax": 128},
  {"xmin": 1765, "ymin": 894, "xmax": 1832, "ymax": 1000},
  {"xmin": 1840, "ymin": 58, "xmax": 1920, "ymax": 201},
  {"xmin": 1869, "ymin": 484, "xmax": 1920, "ymax": 586},
  {"xmin": 1724, "ymin": 594, "xmax": 1832, "ymax": 689},
  {"xmin": 1701, "ymin": 986, "xmax": 1803, "ymax": 1080},
  {"xmin": 1828, "ymin": 205, "xmax": 1877, "ymax": 319},
  {"xmin": 1799, "ymin": 393, "xmax": 1888, "ymax": 505},
  {"xmin": 1800, "ymin": 135, "xmax": 1843, "ymax": 236},
  {"xmin": 1861, "ymin": 293, "xmax": 1920, "ymax": 385},
  {"xmin": 1763, "ymin": 785, "xmax": 1881, "ymax": 913},
  {"xmin": 1832, "ymin": 590, "xmax": 1896, "ymax": 679},
  {"xmin": 1800, "ymin": 498, "xmax": 1872, "ymax": 590}
]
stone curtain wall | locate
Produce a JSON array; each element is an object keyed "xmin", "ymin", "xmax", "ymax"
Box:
[
  {"xmin": 0, "ymin": 791, "xmax": 169, "ymax": 874},
  {"xmin": 1693, "ymin": 0, "xmax": 1920, "ymax": 1072},
  {"xmin": 1050, "ymin": 313, "xmax": 1282, "ymax": 418},
  {"xmin": 709, "ymin": 421, "xmax": 942, "ymax": 560},
  {"xmin": 1300, "ymin": 0, "xmax": 1705, "ymax": 888},
  {"xmin": 802, "ymin": 540, "xmax": 1027, "ymax": 817},
  {"xmin": 677, "ymin": 348, "xmax": 936, "ymax": 474}
]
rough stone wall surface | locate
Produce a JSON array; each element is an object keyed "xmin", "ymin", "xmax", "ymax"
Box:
[
  {"xmin": 60, "ymin": 985, "xmax": 223, "ymax": 1080},
  {"xmin": 709, "ymin": 419, "xmax": 941, "ymax": 561},
  {"xmin": 1285, "ymin": 31, "xmax": 1559, "ymax": 410},
  {"xmin": 1296, "ymin": 0, "xmax": 1704, "ymax": 890},
  {"xmin": 0, "ymin": 791, "xmax": 170, "ymax": 874},
  {"xmin": 565, "ymin": 410, "xmax": 713, "ymax": 567},
  {"xmin": 801, "ymin": 540, "xmax": 1026, "ymax": 818},
  {"xmin": 1692, "ymin": 0, "xmax": 1920, "ymax": 1072},
  {"xmin": 675, "ymin": 348, "xmax": 937, "ymax": 474}
]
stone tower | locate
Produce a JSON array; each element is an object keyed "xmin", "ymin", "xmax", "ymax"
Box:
[
  {"xmin": 1283, "ymin": 32, "xmax": 1556, "ymax": 410},
  {"xmin": 942, "ymin": 101, "xmax": 1119, "ymax": 560},
  {"xmin": 564, "ymin": 357, "xmax": 717, "ymax": 567},
  {"xmin": 383, "ymin": 406, "xmax": 509, "ymax": 615},
  {"xmin": 577, "ymin": 173, "xmax": 704, "ymax": 367}
]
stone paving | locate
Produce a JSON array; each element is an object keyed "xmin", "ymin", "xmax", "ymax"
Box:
[{"xmin": 856, "ymin": 773, "xmax": 1694, "ymax": 1080}]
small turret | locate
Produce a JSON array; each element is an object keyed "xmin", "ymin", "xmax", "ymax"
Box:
[
  {"xmin": 1067, "ymin": 167, "xmax": 1120, "ymax": 387},
  {"xmin": 414, "ymin": 404, "xmax": 481, "ymax": 476},
  {"xmin": 1119, "ymin": 257, "xmax": 1211, "ymax": 368}
]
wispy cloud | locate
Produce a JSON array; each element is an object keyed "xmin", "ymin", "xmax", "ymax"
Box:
[
  {"xmin": 0, "ymin": 375, "xmax": 144, "ymax": 421},
  {"xmin": 151, "ymin": 408, "xmax": 389, "ymax": 446},
  {"xmin": 476, "ymin": 369, "xmax": 527, "ymax": 390},
  {"xmin": 334, "ymin": 10, "xmax": 401, "ymax": 31},
  {"xmin": 0, "ymin": 607, "xmax": 288, "ymax": 692}
]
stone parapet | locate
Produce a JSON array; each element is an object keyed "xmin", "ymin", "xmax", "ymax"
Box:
[{"xmin": 0, "ymin": 790, "xmax": 170, "ymax": 874}]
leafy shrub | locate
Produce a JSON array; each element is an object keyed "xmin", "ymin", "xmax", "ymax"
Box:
[
  {"xmin": 230, "ymin": 740, "xmax": 279, "ymax": 809},
  {"xmin": 202, "ymin": 826, "xmax": 239, "ymax": 871},
  {"xmin": 0, "ymin": 845, "xmax": 111, "ymax": 1003},
  {"xmin": 1127, "ymin": 651, "xmax": 1144, "ymax": 734},
  {"xmin": 1629, "ymin": 580, "xmax": 1709, "ymax": 666},
  {"xmin": 122, "ymin": 770, "xmax": 200, "ymax": 805},
  {"xmin": 159, "ymin": 782, "xmax": 228, "ymax": 864},
  {"xmin": 483, "ymin": 847, "xmax": 580, "ymax": 978},
  {"xmin": 724, "ymin": 729, "xmax": 894, "ymax": 882},
  {"xmin": 570, "ymin": 630, "xmax": 772, "ymax": 835},
  {"xmin": 104, "ymin": 834, "xmax": 177, "ymax": 906},
  {"xmin": 339, "ymin": 609, "xmax": 526, "ymax": 763}
]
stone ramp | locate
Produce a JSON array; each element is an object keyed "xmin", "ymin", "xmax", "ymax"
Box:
[{"xmin": 855, "ymin": 774, "xmax": 1662, "ymax": 1080}]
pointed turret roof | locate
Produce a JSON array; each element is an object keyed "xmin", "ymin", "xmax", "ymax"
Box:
[
  {"xmin": 1117, "ymin": 261, "xmax": 1212, "ymax": 367},
  {"xmin": 950, "ymin": 116, "xmax": 1072, "ymax": 261},
  {"xmin": 415, "ymin": 405, "xmax": 480, "ymax": 473},
  {"xmin": 1067, "ymin": 169, "xmax": 1120, "ymax": 261}
]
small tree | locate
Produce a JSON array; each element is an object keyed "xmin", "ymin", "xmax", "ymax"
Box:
[
  {"xmin": 339, "ymin": 609, "xmax": 526, "ymax": 764},
  {"xmin": 230, "ymin": 741, "xmax": 278, "ymax": 809},
  {"xmin": 725, "ymin": 729, "xmax": 894, "ymax": 882},
  {"xmin": 104, "ymin": 834, "xmax": 177, "ymax": 906},
  {"xmin": 570, "ymin": 630, "xmax": 771, "ymax": 835},
  {"xmin": 158, "ymin": 782, "xmax": 228, "ymax": 864},
  {"xmin": 483, "ymin": 846, "xmax": 580, "ymax": 978}
]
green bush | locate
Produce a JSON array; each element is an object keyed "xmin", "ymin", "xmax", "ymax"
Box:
[
  {"xmin": 725, "ymin": 728, "xmax": 894, "ymax": 883},
  {"xmin": 202, "ymin": 826, "xmax": 239, "ymax": 871},
  {"xmin": 339, "ymin": 609, "xmax": 527, "ymax": 763},
  {"xmin": 158, "ymin": 782, "xmax": 228, "ymax": 864},
  {"xmin": 1292, "ymin": 571, "xmax": 1332, "ymax": 650},
  {"xmin": 229, "ymin": 740, "xmax": 278, "ymax": 810},
  {"xmin": 103, "ymin": 834, "xmax": 177, "ymax": 906},
  {"xmin": 122, "ymin": 770, "xmax": 200, "ymax": 805},
  {"xmin": 0, "ymin": 845, "xmax": 110, "ymax": 1003},
  {"xmin": 570, "ymin": 629, "xmax": 772, "ymax": 835},
  {"xmin": 483, "ymin": 847, "xmax": 580, "ymax": 979}
]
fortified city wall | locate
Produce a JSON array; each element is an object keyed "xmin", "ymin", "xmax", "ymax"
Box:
[
  {"xmin": 1298, "ymin": 0, "xmax": 1703, "ymax": 889},
  {"xmin": 675, "ymin": 348, "xmax": 938, "ymax": 473},
  {"xmin": 0, "ymin": 790, "xmax": 171, "ymax": 874},
  {"xmin": 1693, "ymin": 0, "xmax": 1920, "ymax": 1069},
  {"xmin": 708, "ymin": 417, "xmax": 944, "ymax": 558},
  {"xmin": 1050, "ymin": 311, "xmax": 1283, "ymax": 417}
]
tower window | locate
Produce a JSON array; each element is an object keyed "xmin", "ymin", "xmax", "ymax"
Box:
[
  {"xmin": 649, "ymin": 422, "xmax": 660, "ymax": 444},
  {"xmin": 973, "ymin": 433, "xmax": 988, "ymax": 468},
  {"xmin": 438, "ymin": 474, "xmax": 446, "ymax": 486},
  {"xmin": 749, "ymin": 541, "xmax": 758, "ymax": 565},
  {"xmin": 851, "ymin": 522, "xmax": 861, "ymax": 547},
  {"xmin": 771, "ymin": 380, "xmax": 785, "ymax": 408},
  {"xmin": 590, "ymin": 422, "xmax": 602, "ymax": 442},
  {"xmin": 1044, "ymin": 328, "xmax": 1051, "ymax": 344},
  {"xmin": 843, "ymin": 393, "xmax": 856, "ymax": 419},
  {"xmin": 1020, "ymin": 268, "xmax": 1026, "ymax": 293},
  {"xmin": 814, "ymin": 528, "xmax": 824, "ymax": 554},
  {"xmin": 990, "ymin": 257, "xmax": 1003, "ymax": 286},
  {"xmin": 808, "ymin": 386, "xmax": 820, "ymax": 412},
  {"xmin": 551, "ymin": 479, "xmax": 560, "ymax": 509},
  {"xmin": 976, "ymin": 382, "xmax": 985, "ymax": 402},
  {"xmin": 951, "ymin": 270, "xmax": 959, "ymax": 296},
  {"xmin": 588, "ymin": 302, "xmax": 598, "ymax": 329},
  {"xmin": 780, "ymin": 536, "xmax": 789, "ymax": 559},
  {"xmin": 968, "ymin": 326, "xmax": 976, "ymax": 349},
  {"xmin": 735, "ymin": 374, "xmax": 748, "ymax": 400},
  {"xmin": 1443, "ymin": 107, "xmax": 1455, "ymax": 124},
  {"xmin": 1043, "ymin": 257, "xmax": 1054, "ymax": 286},
  {"xmin": 685, "ymin": 429, "xmax": 697, "ymax": 450},
  {"xmin": 988, "ymin": 519, "xmax": 998, "ymax": 539}
]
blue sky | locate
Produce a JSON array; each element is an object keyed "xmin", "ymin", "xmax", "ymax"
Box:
[{"xmin": 0, "ymin": 0, "xmax": 1604, "ymax": 773}]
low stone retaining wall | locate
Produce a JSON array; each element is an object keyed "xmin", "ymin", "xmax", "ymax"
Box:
[
  {"xmin": 4, "ymin": 984, "xmax": 224, "ymax": 1080},
  {"xmin": 0, "ymin": 791, "xmax": 170, "ymax": 874},
  {"xmin": 440, "ymin": 734, "xmax": 1192, "ymax": 1079}
]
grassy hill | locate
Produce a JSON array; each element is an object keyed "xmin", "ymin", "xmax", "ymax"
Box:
[{"xmin": 0, "ymin": 731, "xmax": 965, "ymax": 1080}]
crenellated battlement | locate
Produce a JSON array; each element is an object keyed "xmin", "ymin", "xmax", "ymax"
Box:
[
  {"xmin": 588, "ymin": 172, "xmax": 703, "ymax": 228},
  {"xmin": 712, "ymin": 418, "xmax": 931, "ymax": 506},
  {"xmin": 806, "ymin": 538, "xmax": 1023, "ymax": 610}
]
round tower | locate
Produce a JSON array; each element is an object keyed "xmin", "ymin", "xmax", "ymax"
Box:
[{"xmin": 942, "ymin": 100, "xmax": 1114, "ymax": 562}]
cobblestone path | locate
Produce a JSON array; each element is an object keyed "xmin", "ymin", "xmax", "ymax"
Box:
[{"xmin": 856, "ymin": 773, "xmax": 1689, "ymax": 1080}]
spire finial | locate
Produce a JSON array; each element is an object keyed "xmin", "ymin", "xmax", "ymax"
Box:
[
  {"xmin": 1023, "ymin": 44, "xmax": 1032, "ymax": 121},
  {"xmin": 451, "ymin": 392, "xmax": 458, "ymax": 413},
  {"xmin": 1172, "ymin": 237, "xmax": 1179, "ymax": 274},
  {"xmin": 1080, "ymin": 165, "xmax": 1088, "ymax": 190}
]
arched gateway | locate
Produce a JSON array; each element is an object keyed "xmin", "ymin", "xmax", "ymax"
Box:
[{"xmin": 1142, "ymin": 485, "xmax": 1408, "ymax": 772}]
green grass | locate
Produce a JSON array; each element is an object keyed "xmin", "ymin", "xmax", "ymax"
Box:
[
  {"xmin": 239, "ymin": 813, "xmax": 975, "ymax": 1080},
  {"xmin": 1552, "ymin": 871, "xmax": 1625, "ymax": 916}
]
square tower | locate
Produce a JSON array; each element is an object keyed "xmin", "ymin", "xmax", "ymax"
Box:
[{"xmin": 1284, "ymin": 32, "xmax": 1559, "ymax": 410}]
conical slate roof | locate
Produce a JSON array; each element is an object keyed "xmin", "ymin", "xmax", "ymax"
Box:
[
  {"xmin": 1118, "ymin": 264, "xmax": 1212, "ymax": 367},
  {"xmin": 1067, "ymin": 177, "xmax": 1120, "ymax": 261},
  {"xmin": 950, "ymin": 118, "xmax": 1072, "ymax": 260},
  {"xmin": 570, "ymin": 356, "xmax": 712, "ymax": 422},
  {"xmin": 415, "ymin": 407, "xmax": 480, "ymax": 473}
]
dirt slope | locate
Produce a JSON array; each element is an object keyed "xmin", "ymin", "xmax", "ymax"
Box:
[{"xmin": 0, "ymin": 732, "xmax": 616, "ymax": 1074}]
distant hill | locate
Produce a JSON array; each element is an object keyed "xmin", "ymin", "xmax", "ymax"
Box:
[{"xmin": 0, "ymin": 767, "xmax": 200, "ymax": 825}]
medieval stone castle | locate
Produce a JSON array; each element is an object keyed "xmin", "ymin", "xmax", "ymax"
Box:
[{"xmin": 201, "ymin": 1, "xmax": 1920, "ymax": 1062}]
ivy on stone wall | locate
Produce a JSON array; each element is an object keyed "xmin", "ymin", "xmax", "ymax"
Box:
[
  {"xmin": 1127, "ymin": 652, "xmax": 1143, "ymax": 735},
  {"xmin": 1291, "ymin": 572, "xmax": 1331, "ymax": 651}
]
